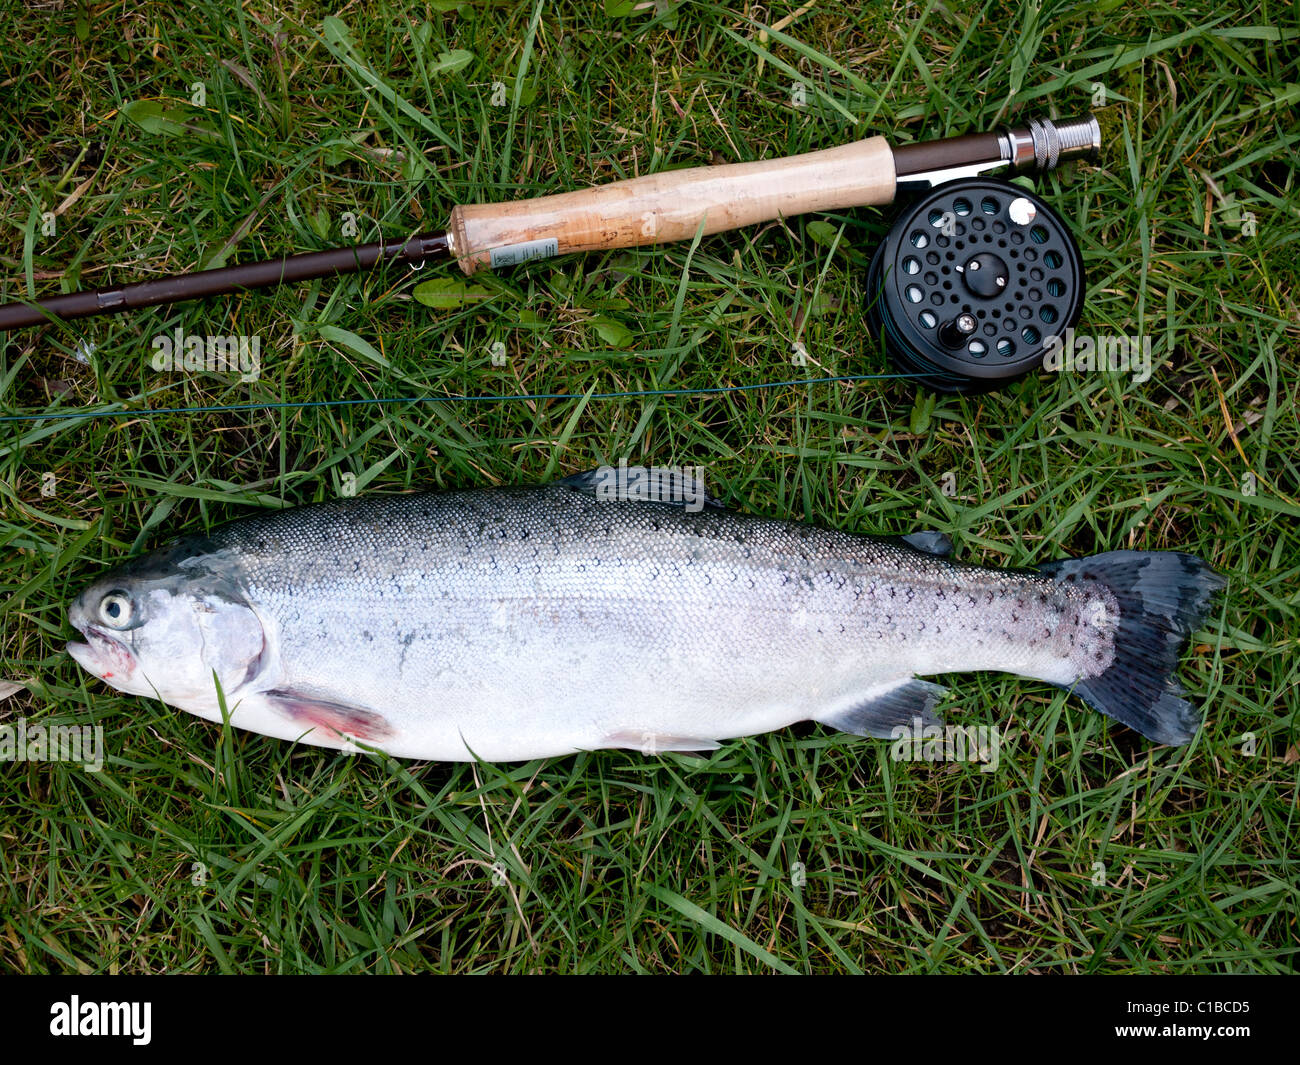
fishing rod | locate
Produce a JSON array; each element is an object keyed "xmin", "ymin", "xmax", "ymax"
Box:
[{"xmin": 0, "ymin": 113, "xmax": 1100, "ymax": 389}]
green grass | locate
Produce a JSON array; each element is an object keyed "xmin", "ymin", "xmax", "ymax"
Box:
[{"xmin": 1, "ymin": 0, "xmax": 1297, "ymax": 974}]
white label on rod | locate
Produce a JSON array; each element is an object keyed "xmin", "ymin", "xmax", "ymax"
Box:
[{"xmin": 489, "ymin": 238, "xmax": 559, "ymax": 268}]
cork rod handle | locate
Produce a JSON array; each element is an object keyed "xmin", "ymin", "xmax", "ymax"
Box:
[{"xmin": 447, "ymin": 136, "xmax": 896, "ymax": 274}]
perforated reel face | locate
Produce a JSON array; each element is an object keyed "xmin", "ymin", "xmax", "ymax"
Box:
[{"xmin": 867, "ymin": 179, "xmax": 1084, "ymax": 392}]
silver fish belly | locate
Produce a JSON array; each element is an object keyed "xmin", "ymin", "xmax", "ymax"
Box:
[{"xmin": 66, "ymin": 477, "xmax": 1224, "ymax": 760}]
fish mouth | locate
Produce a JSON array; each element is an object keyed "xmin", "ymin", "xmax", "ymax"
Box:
[{"xmin": 66, "ymin": 624, "xmax": 138, "ymax": 687}]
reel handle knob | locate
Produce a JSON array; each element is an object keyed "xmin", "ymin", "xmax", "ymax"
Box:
[{"xmin": 938, "ymin": 314, "xmax": 978, "ymax": 349}]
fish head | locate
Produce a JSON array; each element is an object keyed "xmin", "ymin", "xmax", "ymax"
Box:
[{"xmin": 67, "ymin": 538, "xmax": 269, "ymax": 708}]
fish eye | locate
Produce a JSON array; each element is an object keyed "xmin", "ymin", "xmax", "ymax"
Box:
[{"xmin": 98, "ymin": 592, "xmax": 133, "ymax": 629}]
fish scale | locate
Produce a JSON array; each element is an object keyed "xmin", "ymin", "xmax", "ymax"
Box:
[{"xmin": 65, "ymin": 476, "xmax": 1224, "ymax": 759}]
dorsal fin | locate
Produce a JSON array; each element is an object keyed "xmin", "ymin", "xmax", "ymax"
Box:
[{"xmin": 559, "ymin": 466, "xmax": 726, "ymax": 509}]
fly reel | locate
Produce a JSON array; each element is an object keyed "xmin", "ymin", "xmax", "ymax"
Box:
[{"xmin": 866, "ymin": 179, "xmax": 1084, "ymax": 393}]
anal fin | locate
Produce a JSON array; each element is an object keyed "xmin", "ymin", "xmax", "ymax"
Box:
[{"xmin": 818, "ymin": 678, "xmax": 948, "ymax": 738}]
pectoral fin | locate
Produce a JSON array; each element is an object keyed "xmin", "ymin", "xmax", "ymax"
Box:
[{"xmin": 264, "ymin": 689, "xmax": 393, "ymax": 742}]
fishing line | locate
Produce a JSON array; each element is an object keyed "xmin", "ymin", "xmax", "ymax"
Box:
[{"xmin": 0, "ymin": 369, "xmax": 935, "ymax": 424}]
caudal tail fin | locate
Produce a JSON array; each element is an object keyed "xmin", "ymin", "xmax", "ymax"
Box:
[{"xmin": 1037, "ymin": 551, "xmax": 1225, "ymax": 745}]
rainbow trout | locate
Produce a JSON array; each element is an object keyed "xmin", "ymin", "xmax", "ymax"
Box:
[{"xmin": 66, "ymin": 474, "xmax": 1223, "ymax": 760}]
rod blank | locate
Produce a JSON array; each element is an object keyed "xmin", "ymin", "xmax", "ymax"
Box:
[{"xmin": 0, "ymin": 233, "xmax": 450, "ymax": 330}]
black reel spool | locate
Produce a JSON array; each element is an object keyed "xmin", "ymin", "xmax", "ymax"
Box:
[{"xmin": 866, "ymin": 179, "xmax": 1084, "ymax": 393}]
